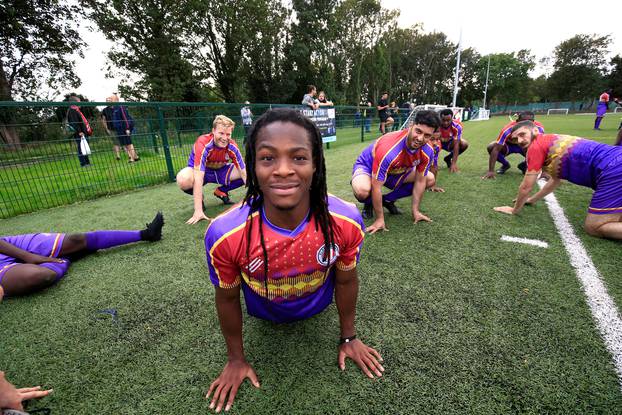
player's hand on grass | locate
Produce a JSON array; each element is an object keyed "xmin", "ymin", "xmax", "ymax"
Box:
[
  {"xmin": 481, "ymin": 171, "xmax": 496, "ymax": 180},
  {"xmin": 449, "ymin": 164, "xmax": 459, "ymax": 173},
  {"xmin": 428, "ymin": 186, "xmax": 445, "ymax": 193},
  {"xmin": 366, "ymin": 219, "xmax": 388, "ymax": 234},
  {"xmin": 413, "ymin": 211, "xmax": 432, "ymax": 223},
  {"xmin": 186, "ymin": 210, "xmax": 210, "ymax": 225},
  {"xmin": 338, "ymin": 339, "xmax": 384, "ymax": 379},
  {"xmin": 0, "ymin": 372, "xmax": 53, "ymax": 412},
  {"xmin": 206, "ymin": 359, "xmax": 260, "ymax": 412},
  {"xmin": 493, "ymin": 206, "xmax": 515, "ymax": 215},
  {"xmin": 25, "ymin": 253, "xmax": 64, "ymax": 264}
]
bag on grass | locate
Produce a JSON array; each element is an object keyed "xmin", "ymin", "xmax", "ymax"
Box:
[{"xmin": 80, "ymin": 136, "xmax": 92, "ymax": 155}]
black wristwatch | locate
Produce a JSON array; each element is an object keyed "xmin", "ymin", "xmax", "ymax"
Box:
[{"xmin": 339, "ymin": 335, "xmax": 357, "ymax": 345}]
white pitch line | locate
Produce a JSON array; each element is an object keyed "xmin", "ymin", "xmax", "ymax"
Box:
[
  {"xmin": 539, "ymin": 179, "xmax": 622, "ymax": 388},
  {"xmin": 501, "ymin": 235, "xmax": 549, "ymax": 248}
]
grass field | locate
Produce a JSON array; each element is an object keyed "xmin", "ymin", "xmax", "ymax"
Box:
[{"xmin": 1, "ymin": 113, "xmax": 621, "ymax": 414}]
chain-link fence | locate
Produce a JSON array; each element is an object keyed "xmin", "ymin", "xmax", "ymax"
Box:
[{"xmin": 0, "ymin": 101, "xmax": 407, "ymax": 218}]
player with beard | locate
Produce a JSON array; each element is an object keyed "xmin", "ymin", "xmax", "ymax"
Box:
[
  {"xmin": 203, "ymin": 108, "xmax": 383, "ymax": 412},
  {"xmin": 351, "ymin": 110, "xmax": 440, "ymax": 233},
  {"xmin": 494, "ymin": 121, "xmax": 622, "ymax": 240}
]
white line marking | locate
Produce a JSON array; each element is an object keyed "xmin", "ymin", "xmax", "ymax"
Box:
[
  {"xmin": 501, "ymin": 235, "xmax": 549, "ymax": 248},
  {"xmin": 539, "ymin": 179, "xmax": 622, "ymax": 388}
]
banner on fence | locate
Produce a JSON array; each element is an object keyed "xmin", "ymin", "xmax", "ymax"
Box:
[{"xmin": 300, "ymin": 108, "xmax": 337, "ymax": 143}]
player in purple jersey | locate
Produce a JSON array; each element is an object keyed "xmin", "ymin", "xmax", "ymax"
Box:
[
  {"xmin": 0, "ymin": 213, "xmax": 164, "ymax": 300},
  {"xmin": 494, "ymin": 121, "xmax": 622, "ymax": 240},
  {"xmin": 204, "ymin": 108, "xmax": 383, "ymax": 413}
]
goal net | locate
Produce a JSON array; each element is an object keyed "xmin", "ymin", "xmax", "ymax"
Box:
[
  {"xmin": 399, "ymin": 105, "xmax": 464, "ymax": 129},
  {"xmin": 547, "ymin": 108, "xmax": 569, "ymax": 115},
  {"xmin": 470, "ymin": 109, "xmax": 490, "ymax": 121},
  {"xmin": 614, "ymin": 107, "xmax": 622, "ymax": 113}
]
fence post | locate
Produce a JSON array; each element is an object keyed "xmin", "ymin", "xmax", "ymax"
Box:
[
  {"xmin": 360, "ymin": 109, "xmax": 364, "ymax": 142},
  {"xmin": 156, "ymin": 105, "xmax": 176, "ymax": 182},
  {"xmin": 148, "ymin": 119, "xmax": 159, "ymax": 154}
]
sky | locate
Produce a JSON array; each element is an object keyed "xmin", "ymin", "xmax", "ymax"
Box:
[{"xmin": 71, "ymin": 0, "xmax": 622, "ymax": 101}]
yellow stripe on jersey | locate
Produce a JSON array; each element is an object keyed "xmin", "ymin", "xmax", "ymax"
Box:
[{"xmin": 50, "ymin": 233, "xmax": 62, "ymax": 257}]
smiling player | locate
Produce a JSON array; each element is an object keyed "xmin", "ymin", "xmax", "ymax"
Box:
[
  {"xmin": 351, "ymin": 110, "xmax": 440, "ymax": 233},
  {"xmin": 438, "ymin": 108, "xmax": 469, "ymax": 173},
  {"xmin": 176, "ymin": 115, "xmax": 247, "ymax": 224},
  {"xmin": 203, "ymin": 108, "xmax": 383, "ymax": 412}
]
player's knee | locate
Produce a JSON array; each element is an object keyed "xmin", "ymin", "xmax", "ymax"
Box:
[
  {"xmin": 486, "ymin": 143, "xmax": 495, "ymax": 153},
  {"xmin": 66, "ymin": 233, "xmax": 87, "ymax": 251},
  {"xmin": 461, "ymin": 140, "xmax": 469, "ymax": 151},
  {"xmin": 584, "ymin": 220, "xmax": 604, "ymax": 237},
  {"xmin": 426, "ymin": 174, "xmax": 436, "ymax": 188},
  {"xmin": 176, "ymin": 170, "xmax": 193, "ymax": 189}
]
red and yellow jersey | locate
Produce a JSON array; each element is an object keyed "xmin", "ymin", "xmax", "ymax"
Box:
[
  {"xmin": 204, "ymin": 195, "xmax": 365, "ymax": 323},
  {"xmin": 439, "ymin": 120, "xmax": 463, "ymax": 143},
  {"xmin": 497, "ymin": 120, "xmax": 544, "ymax": 145},
  {"xmin": 186, "ymin": 133, "xmax": 245, "ymax": 172},
  {"xmin": 371, "ymin": 130, "xmax": 434, "ymax": 182}
]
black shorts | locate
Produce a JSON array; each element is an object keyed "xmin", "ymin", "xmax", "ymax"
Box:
[
  {"xmin": 117, "ymin": 134, "xmax": 132, "ymax": 146},
  {"xmin": 379, "ymin": 113, "xmax": 388, "ymax": 122}
]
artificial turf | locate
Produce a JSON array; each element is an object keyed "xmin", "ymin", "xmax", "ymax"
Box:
[{"xmin": 1, "ymin": 113, "xmax": 621, "ymax": 414}]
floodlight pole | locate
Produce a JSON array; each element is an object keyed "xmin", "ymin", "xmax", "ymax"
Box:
[
  {"xmin": 451, "ymin": 28, "xmax": 462, "ymax": 108},
  {"xmin": 482, "ymin": 55, "xmax": 491, "ymax": 110}
]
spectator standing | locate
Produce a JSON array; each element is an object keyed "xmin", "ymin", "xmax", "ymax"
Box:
[
  {"xmin": 111, "ymin": 95, "xmax": 139, "ymax": 163},
  {"xmin": 240, "ymin": 101, "xmax": 253, "ymax": 145},
  {"xmin": 66, "ymin": 95, "xmax": 92, "ymax": 167},
  {"xmin": 317, "ymin": 91, "xmax": 333, "ymax": 107},
  {"xmin": 302, "ymin": 85, "xmax": 319, "ymax": 110},
  {"xmin": 377, "ymin": 92, "xmax": 389, "ymax": 134},
  {"xmin": 101, "ymin": 96, "xmax": 120, "ymax": 160},
  {"xmin": 389, "ymin": 101, "xmax": 400, "ymax": 131}
]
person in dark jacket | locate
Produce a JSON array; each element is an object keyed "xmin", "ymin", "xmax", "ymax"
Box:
[
  {"xmin": 101, "ymin": 95, "xmax": 121, "ymax": 160},
  {"xmin": 111, "ymin": 95, "xmax": 139, "ymax": 162},
  {"xmin": 66, "ymin": 95, "xmax": 92, "ymax": 167}
]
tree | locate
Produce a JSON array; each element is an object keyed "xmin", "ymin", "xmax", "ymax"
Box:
[
  {"xmin": 547, "ymin": 34, "xmax": 610, "ymax": 101},
  {"xmin": 0, "ymin": 0, "xmax": 85, "ymax": 146},
  {"xmin": 87, "ymin": 0, "xmax": 202, "ymax": 101},
  {"xmin": 607, "ymin": 55, "xmax": 622, "ymax": 98},
  {"xmin": 477, "ymin": 51, "xmax": 534, "ymax": 106}
]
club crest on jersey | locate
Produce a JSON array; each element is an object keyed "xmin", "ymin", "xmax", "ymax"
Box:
[{"xmin": 316, "ymin": 244, "xmax": 339, "ymax": 267}]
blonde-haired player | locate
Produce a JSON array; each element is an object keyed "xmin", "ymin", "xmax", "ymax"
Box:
[{"xmin": 176, "ymin": 115, "xmax": 247, "ymax": 224}]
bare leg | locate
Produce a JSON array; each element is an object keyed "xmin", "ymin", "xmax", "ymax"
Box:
[
  {"xmin": 176, "ymin": 167, "xmax": 195, "ymax": 192},
  {"xmin": 351, "ymin": 174, "xmax": 371, "ymax": 203},
  {"xmin": 57, "ymin": 233, "xmax": 88, "ymax": 257},
  {"xmin": 113, "ymin": 145, "xmax": 121, "ymax": 160},
  {"xmin": 1, "ymin": 264, "xmax": 64, "ymax": 297},
  {"xmin": 584, "ymin": 213, "xmax": 622, "ymax": 240}
]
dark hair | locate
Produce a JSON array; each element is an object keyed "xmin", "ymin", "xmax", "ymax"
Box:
[
  {"xmin": 439, "ymin": 108, "xmax": 453, "ymax": 118},
  {"xmin": 517, "ymin": 111, "xmax": 535, "ymax": 121},
  {"xmin": 381, "ymin": 92, "xmax": 388, "ymax": 96},
  {"xmin": 243, "ymin": 108, "xmax": 334, "ymax": 297},
  {"xmin": 414, "ymin": 110, "xmax": 441, "ymax": 130},
  {"xmin": 510, "ymin": 120, "xmax": 535, "ymax": 133},
  {"xmin": 307, "ymin": 85, "xmax": 316, "ymax": 93}
]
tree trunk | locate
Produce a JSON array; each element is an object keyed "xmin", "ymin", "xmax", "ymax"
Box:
[{"xmin": 0, "ymin": 62, "xmax": 21, "ymax": 149}]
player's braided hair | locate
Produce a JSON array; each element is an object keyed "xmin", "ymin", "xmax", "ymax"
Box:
[{"xmin": 243, "ymin": 108, "xmax": 335, "ymax": 297}]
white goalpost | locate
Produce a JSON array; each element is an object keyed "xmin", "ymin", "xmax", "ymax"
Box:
[
  {"xmin": 470, "ymin": 109, "xmax": 490, "ymax": 121},
  {"xmin": 614, "ymin": 107, "xmax": 622, "ymax": 113},
  {"xmin": 547, "ymin": 108, "xmax": 569, "ymax": 115}
]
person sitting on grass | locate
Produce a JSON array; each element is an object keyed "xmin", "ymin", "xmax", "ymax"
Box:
[
  {"xmin": 351, "ymin": 110, "xmax": 440, "ymax": 233},
  {"xmin": 176, "ymin": 115, "xmax": 247, "ymax": 225},
  {"xmin": 482, "ymin": 111, "xmax": 544, "ymax": 179},
  {"xmin": 203, "ymin": 108, "xmax": 383, "ymax": 413},
  {"xmin": 438, "ymin": 108, "xmax": 469, "ymax": 173},
  {"xmin": 0, "ymin": 213, "xmax": 164, "ymax": 301},
  {"xmin": 494, "ymin": 121, "xmax": 622, "ymax": 240},
  {"xmin": 427, "ymin": 130, "xmax": 445, "ymax": 193}
]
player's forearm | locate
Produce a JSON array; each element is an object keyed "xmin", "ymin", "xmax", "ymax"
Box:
[
  {"xmin": 488, "ymin": 146, "xmax": 500, "ymax": 172},
  {"xmin": 0, "ymin": 240, "xmax": 35, "ymax": 262},
  {"xmin": 371, "ymin": 182, "xmax": 384, "ymax": 221},
  {"xmin": 215, "ymin": 288, "xmax": 246, "ymax": 361},
  {"xmin": 193, "ymin": 172, "xmax": 205, "ymax": 212},
  {"xmin": 240, "ymin": 169, "xmax": 247, "ymax": 185},
  {"xmin": 411, "ymin": 174, "xmax": 426, "ymax": 212},
  {"xmin": 452, "ymin": 141, "xmax": 459, "ymax": 164},
  {"xmin": 334, "ymin": 269, "xmax": 359, "ymax": 338},
  {"xmin": 529, "ymin": 178, "xmax": 561, "ymax": 203},
  {"xmin": 513, "ymin": 180, "xmax": 536, "ymax": 213}
]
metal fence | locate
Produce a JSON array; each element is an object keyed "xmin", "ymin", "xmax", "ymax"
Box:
[{"xmin": 0, "ymin": 101, "xmax": 410, "ymax": 218}]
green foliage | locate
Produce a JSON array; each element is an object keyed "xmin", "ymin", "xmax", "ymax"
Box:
[
  {"xmin": 546, "ymin": 34, "xmax": 611, "ymax": 101},
  {"xmin": 86, "ymin": 0, "xmax": 203, "ymax": 101}
]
